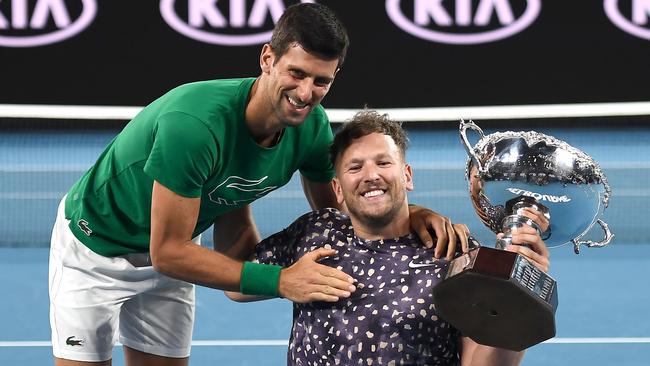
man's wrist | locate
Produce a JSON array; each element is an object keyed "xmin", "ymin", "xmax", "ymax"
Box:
[{"xmin": 239, "ymin": 262, "xmax": 282, "ymax": 297}]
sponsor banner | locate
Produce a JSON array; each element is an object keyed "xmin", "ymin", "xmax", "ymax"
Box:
[
  {"xmin": 159, "ymin": 0, "xmax": 314, "ymax": 46},
  {"xmin": 605, "ymin": 0, "xmax": 650, "ymax": 41},
  {"xmin": 1, "ymin": 0, "xmax": 649, "ymax": 109},
  {"xmin": 385, "ymin": 0, "xmax": 541, "ymax": 45},
  {"xmin": 0, "ymin": 0, "xmax": 96, "ymax": 47}
]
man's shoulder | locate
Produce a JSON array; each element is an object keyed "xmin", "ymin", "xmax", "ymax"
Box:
[
  {"xmin": 254, "ymin": 208, "xmax": 351, "ymax": 264},
  {"xmin": 131, "ymin": 78, "xmax": 255, "ymax": 139},
  {"xmin": 153, "ymin": 78, "xmax": 254, "ymax": 116},
  {"xmin": 296, "ymin": 208, "xmax": 351, "ymax": 228},
  {"xmin": 285, "ymin": 208, "xmax": 352, "ymax": 244},
  {"xmin": 172, "ymin": 77, "xmax": 254, "ymax": 93}
]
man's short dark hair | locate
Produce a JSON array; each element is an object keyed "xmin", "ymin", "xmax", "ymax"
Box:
[
  {"xmin": 330, "ymin": 109, "xmax": 409, "ymax": 168},
  {"xmin": 270, "ymin": 3, "xmax": 349, "ymax": 67}
]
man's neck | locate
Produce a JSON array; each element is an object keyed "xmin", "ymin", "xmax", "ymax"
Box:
[
  {"xmin": 245, "ymin": 77, "xmax": 283, "ymax": 147},
  {"xmin": 350, "ymin": 207, "xmax": 411, "ymax": 241}
]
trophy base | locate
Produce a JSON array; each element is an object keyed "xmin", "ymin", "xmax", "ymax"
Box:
[{"xmin": 432, "ymin": 246, "xmax": 558, "ymax": 351}]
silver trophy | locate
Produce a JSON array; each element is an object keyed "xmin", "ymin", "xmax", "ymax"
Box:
[{"xmin": 432, "ymin": 120, "xmax": 613, "ymax": 351}]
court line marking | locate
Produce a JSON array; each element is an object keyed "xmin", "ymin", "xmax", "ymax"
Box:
[
  {"xmin": 2, "ymin": 101, "xmax": 650, "ymax": 122},
  {"xmin": 1, "ymin": 338, "xmax": 649, "ymax": 347},
  {"xmin": 543, "ymin": 338, "xmax": 650, "ymax": 344}
]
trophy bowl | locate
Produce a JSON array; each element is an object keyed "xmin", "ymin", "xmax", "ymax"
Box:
[
  {"xmin": 461, "ymin": 119, "xmax": 613, "ymax": 253},
  {"xmin": 432, "ymin": 120, "xmax": 613, "ymax": 351}
]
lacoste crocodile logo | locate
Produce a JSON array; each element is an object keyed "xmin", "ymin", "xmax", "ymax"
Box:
[
  {"xmin": 208, "ymin": 175, "xmax": 278, "ymax": 206},
  {"xmin": 77, "ymin": 219, "xmax": 92, "ymax": 236},
  {"xmin": 66, "ymin": 336, "xmax": 84, "ymax": 346}
]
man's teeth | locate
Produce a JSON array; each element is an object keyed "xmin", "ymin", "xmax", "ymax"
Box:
[
  {"xmin": 364, "ymin": 190, "xmax": 384, "ymax": 198},
  {"xmin": 288, "ymin": 96, "xmax": 307, "ymax": 108}
]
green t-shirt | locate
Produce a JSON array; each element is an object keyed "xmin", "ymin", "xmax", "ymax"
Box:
[{"xmin": 65, "ymin": 78, "xmax": 334, "ymax": 256}]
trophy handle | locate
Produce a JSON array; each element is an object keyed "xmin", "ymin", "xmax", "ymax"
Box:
[
  {"xmin": 459, "ymin": 119, "xmax": 486, "ymax": 172},
  {"xmin": 572, "ymin": 219, "xmax": 614, "ymax": 254}
]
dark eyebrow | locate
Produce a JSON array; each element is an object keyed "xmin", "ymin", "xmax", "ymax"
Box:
[
  {"xmin": 344, "ymin": 158, "xmax": 363, "ymax": 166},
  {"xmin": 373, "ymin": 153, "xmax": 394, "ymax": 161},
  {"xmin": 344, "ymin": 153, "xmax": 394, "ymax": 166},
  {"xmin": 287, "ymin": 65, "xmax": 335, "ymax": 83}
]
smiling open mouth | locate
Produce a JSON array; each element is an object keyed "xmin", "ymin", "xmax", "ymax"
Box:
[
  {"xmin": 363, "ymin": 189, "xmax": 385, "ymax": 198},
  {"xmin": 286, "ymin": 95, "xmax": 308, "ymax": 110}
]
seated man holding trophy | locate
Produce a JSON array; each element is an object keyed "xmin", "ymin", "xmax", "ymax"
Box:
[{"xmin": 226, "ymin": 109, "xmax": 551, "ymax": 365}]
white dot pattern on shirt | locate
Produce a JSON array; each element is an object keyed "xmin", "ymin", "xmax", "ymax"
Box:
[{"xmin": 255, "ymin": 208, "xmax": 461, "ymax": 365}]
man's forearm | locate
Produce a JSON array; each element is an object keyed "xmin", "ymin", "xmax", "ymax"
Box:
[
  {"xmin": 224, "ymin": 291, "xmax": 271, "ymax": 302},
  {"xmin": 213, "ymin": 205, "xmax": 261, "ymax": 260},
  {"xmin": 466, "ymin": 346, "xmax": 524, "ymax": 366},
  {"xmin": 300, "ymin": 175, "xmax": 340, "ymax": 210},
  {"xmin": 460, "ymin": 337, "xmax": 524, "ymax": 366},
  {"xmin": 152, "ymin": 238, "xmax": 244, "ymax": 291}
]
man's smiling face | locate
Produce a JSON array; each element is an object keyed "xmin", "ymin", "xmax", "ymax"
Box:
[
  {"xmin": 333, "ymin": 132, "xmax": 413, "ymax": 230},
  {"xmin": 260, "ymin": 43, "xmax": 338, "ymax": 128}
]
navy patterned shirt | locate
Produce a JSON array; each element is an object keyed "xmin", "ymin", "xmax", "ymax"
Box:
[{"xmin": 254, "ymin": 208, "xmax": 461, "ymax": 365}]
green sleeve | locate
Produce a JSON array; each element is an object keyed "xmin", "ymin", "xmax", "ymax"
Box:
[
  {"xmin": 298, "ymin": 120, "xmax": 335, "ymax": 183},
  {"xmin": 143, "ymin": 112, "xmax": 218, "ymax": 197}
]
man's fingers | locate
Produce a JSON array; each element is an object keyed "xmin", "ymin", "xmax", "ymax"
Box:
[
  {"xmin": 316, "ymin": 284, "xmax": 352, "ymax": 299},
  {"xmin": 507, "ymin": 226, "xmax": 551, "ymax": 272},
  {"xmin": 454, "ymin": 223, "xmax": 470, "ymax": 254},
  {"xmin": 433, "ymin": 219, "xmax": 450, "ymax": 259},
  {"xmin": 408, "ymin": 206, "xmax": 436, "ymax": 248},
  {"xmin": 511, "ymin": 233, "xmax": 544, "ymax": 253},
  {"xmin": 302, "ymin": 248, "xmax": 356, "ymax": 282},
  {"xmin": 445, "ymin": 221, "xmax": 458, "ymax": 260},
  {"xmin": 304, "ymin": 247, "xmax": 338, "ymax": 261},
  {"xmin": 301, "ymin": 270, "xmax": 356, "ymax": 303},
  {"xmin": 505, "ymin": 244, "xmax": 550, "ymax": 272},
  {"xmin": 415, "ymin": 226, "xmax": 435, "ymax": 249},
  {"xmin": 280, "ymin": 260, "xmax": 357, "ymax": 303},
  {"xmin": 511, "ymin": 227, "xmax": 550, "ymax": 257},
  {"xmin": 520, "ymin": 207, "xmax": 550, "ymax": 232},
  {"xmin": 309, "ymin": 293, "xmax": 341, "ymax": 303},
  {"xmin": 317, "ymin": 265, "xmax": 357, "ymax": 291}
]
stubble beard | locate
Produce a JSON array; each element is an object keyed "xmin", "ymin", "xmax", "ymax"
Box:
[{"xmin": 345, "ymin": 189, "xmax": 405, "ymax": 233}]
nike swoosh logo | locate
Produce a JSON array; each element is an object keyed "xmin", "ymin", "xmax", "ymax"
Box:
[{"xmin": 408, "ymin": 260, "xmax": 439, "ymax": 269}]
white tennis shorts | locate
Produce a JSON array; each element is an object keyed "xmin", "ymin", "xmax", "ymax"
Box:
[{"xmin": 49, "ymin": 197, "xmax": 197, "ymax": 362}]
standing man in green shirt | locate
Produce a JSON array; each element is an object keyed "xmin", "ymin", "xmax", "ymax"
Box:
[{"xmin": 49, "ymin": 3, "xmax": 469, "ymax": 366}]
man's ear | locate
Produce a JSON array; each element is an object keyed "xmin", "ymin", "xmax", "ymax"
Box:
[
  {"xmin": 404, "ymin": 163, "xmax": 414, "ymax": 191},
  {"xmin": 260, "ymin": 44, "xmax": 274, "ymax": 74},
  {"xmin": 331, "ymin": 178, "xmax": 345, "ymax": 205}
]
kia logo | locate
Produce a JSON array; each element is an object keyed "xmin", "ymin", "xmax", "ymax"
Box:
[
  {"xmin": 160, "ymin": 0, "xmax": 314, "ymax": 46},
  {"xmin": 386, "ymin": 0, "xmax": 541, "ymax": 45},
  {"xmin": 604, "ymin": 0, "xmax": 650, "ymax": 41},
  {"xmin": 0, "ymin": 0, "xmax": 96, "ymax": 48}
]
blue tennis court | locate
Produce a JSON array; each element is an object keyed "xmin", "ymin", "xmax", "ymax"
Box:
[{"xmin": 1, "ymin": 122, "xmax": 649, "ymax": 365}]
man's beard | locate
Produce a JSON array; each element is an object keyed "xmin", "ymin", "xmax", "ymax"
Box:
[{"xmin": 345, "ymin": 190, "xmax": 405, "ymax": 232}]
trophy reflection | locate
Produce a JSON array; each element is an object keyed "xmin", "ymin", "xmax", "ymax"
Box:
[{"xmin": 432, "ymin": 120, "xmax": 613, "ymax": 351}]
